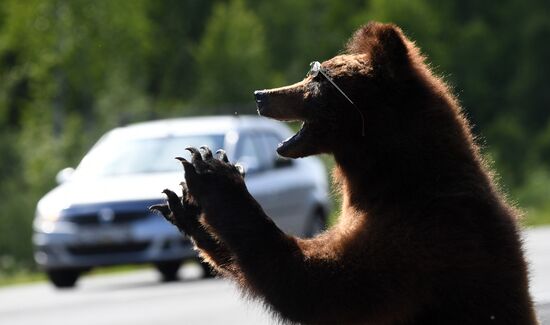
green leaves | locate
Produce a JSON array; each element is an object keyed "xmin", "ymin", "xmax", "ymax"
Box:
[{"xmin": 194, "ymin": 0, "xmax": 271, "ymax": 111}]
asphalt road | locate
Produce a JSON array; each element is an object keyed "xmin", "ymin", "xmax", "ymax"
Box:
[{"xmin": 1, "ymin": 227, "xmax": 549, "ymax": 325}]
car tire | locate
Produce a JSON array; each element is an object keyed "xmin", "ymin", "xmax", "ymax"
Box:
[
  {"xmin": 47, "ymin": 269, "xmax": 81, "ymax": 289},
  {"xmin": 155, "ymin": 261, "xmax": 181, "ymax": 282},
  {"xmin": 306, "ymin": 211, "xmax": 327, "ymax": 237},
  {"xmin": 200, "ymin": 260, "xmax": 215, "ymax": 279}
]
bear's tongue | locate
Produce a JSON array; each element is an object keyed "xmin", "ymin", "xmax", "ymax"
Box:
[{"xmin": 277, "ymin": 122, "xmax": 314, "ymax": 158}]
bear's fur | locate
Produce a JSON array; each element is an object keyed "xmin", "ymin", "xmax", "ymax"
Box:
[{"xmin": 152, "ymin": 22, "xmax": 538, "ymax": 324}]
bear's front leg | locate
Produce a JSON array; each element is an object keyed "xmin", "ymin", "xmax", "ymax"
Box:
[
  {"xmin": 176, "ymin": 147, "xmax": 407, "ymax": 324},
  {"xmin": 180, "ymin": 146, "xmax": 295, "ymax": 255},
  {"xmin": 149, "ymin": 178, "xmax": 238, "ymax": 277}
]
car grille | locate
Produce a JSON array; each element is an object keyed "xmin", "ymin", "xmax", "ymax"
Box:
[
  {"xmin": 67, "ymin": 241, "xmax": 150, "ymax": 256},
  {"xmin": 67, "ymin": 212, "xmax": 149, "ymax": 225}
]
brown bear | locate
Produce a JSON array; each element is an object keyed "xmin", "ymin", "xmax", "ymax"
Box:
[{"xmin": 151, "ymin": 22, "xmax": 539, "ymax": 324}]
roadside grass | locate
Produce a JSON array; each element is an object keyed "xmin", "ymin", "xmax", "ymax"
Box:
[
  {"xmin": 0, "ymin": 264, "xmax": 149, "ymax": 288},
  {"xmin": 0, "ymin": 270, "xmax": 46, "ymax": 287},
  {"xmin": 523, "ymin": 209, "xmax": 550, "ymax": 227},
  {"xmin": 513, "ymin": 168, "xmax": 550, "ymax": 227}
]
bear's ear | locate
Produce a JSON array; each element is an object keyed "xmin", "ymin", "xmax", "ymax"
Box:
[{"xmin": 347, "ymin": 22, "xmax": 410, "ymax": 78}]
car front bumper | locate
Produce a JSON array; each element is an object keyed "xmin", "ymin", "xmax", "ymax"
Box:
[{"xmin": 33, "ymin": 214, "xmax": 196, "ymax": 270}]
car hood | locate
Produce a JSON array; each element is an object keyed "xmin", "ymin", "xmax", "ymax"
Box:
[{"xmin": 37, "ymin": 173, "xmax": 182, "ymax": 214}]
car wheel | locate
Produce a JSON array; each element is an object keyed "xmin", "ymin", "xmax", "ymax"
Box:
[
  {"xmin": 306, "ymin": 211, "xmax": 326, "ymax": 237},
  {"xmin": 200, "ymin": 260, "xmax": 215, "ymax": 279},
  {"xmin": 47, "ymin": 269, "xmax": 81, "ymax": 289},
  {"xmin": 155, "ymin": 261, "xmax": 181, "ymax": 282}
]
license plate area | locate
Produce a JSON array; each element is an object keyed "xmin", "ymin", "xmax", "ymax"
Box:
[{"xmin": 77, "ymin": 225, "xmax": 132, "ymax": 244}]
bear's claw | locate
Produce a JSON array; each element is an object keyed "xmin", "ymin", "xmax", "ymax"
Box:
[
  {"xmin": 163, "ymin": 189, "xmax": 184, "ymax": 214},
  {"xmin": 185, "ymin": 146, "xmax": 244, "ymax": 177},
  {"xmin": 235, "ymin": 164, "xmax": 245, "ymax": 177},
  {"xmin": 175, "ymin": 156, "xmax": 197, "ymax": 177},
  {"xmin": 185, "ymin": 147, "xmax": 202, "ymax": 161},
  {"xmin": 200, "ymin": 146, "xmax": 213, "ymax": 160},
  {"xmin": 175, "ymin": 156, "xmax": 188, "ymax": 163},
  {"xmin": 150, "ymin": 194, "xmax": 180, "ymax": 226},
  {"xmin": 186, "ymin": 146, "xmax": 213, "ymax": 174},
  {"xmin": 216, "ymin": 149, "xmax": 229, "ymax": 163},
  {"xmin": 149, "ymin": 203, "xmax": 171, "ymax": 219}
]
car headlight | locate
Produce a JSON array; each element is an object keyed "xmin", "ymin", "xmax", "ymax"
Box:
[
  {"xmin": 33, "ymin": 210, "xmax": 61, "ymax": 233},
  {"xmin": 38, "ymin": 211, "xmax": 61, "ymax": 222}
]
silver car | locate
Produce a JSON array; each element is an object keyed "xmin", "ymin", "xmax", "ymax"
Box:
[{"xmin": 33, "ymin": 116, "xmax": 330, "ymax": 288}]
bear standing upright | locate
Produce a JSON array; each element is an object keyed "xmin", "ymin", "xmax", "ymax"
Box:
[{"xmin": 152, "ymin": 22, "xmax": 539, "ymax": 324}]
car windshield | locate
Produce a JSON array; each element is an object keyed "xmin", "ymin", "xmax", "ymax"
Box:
[{"xmin": 74, "ymin": 133, "xmax": 224, "ymax": 178}]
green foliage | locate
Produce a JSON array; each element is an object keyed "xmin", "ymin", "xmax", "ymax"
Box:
[
  {"xmin": 0, "ymin": 131, "xmax": 33, "ymax": 270},
  {"xmin": 194, "ymin": 0, "xmax": 271, "ymax": 112},
  {"xmin": 515, "ymin": 168, "xmax": 550, "ymax": 226},
  {"xmin": 0, "ymin": 0, "xmax": 550, "ymax": 272},
  {"xmin": 146, "ymin": 1, "xmax": 215, "ymax": 101}
]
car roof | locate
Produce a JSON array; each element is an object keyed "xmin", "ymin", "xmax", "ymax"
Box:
[{"xmin": 107, "ymin": 115, "xmax": 291, "ymax": 140}]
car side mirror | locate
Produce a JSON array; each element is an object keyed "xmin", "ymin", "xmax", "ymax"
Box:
[
  {"xmin": 274, "ymin": 156, "xmax": 293, "ymax": 169},
  {"xmin": 56, "ymin": 167, "xmax": 75, "ymax": 184}
]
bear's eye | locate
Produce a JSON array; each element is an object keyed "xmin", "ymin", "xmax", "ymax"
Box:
[{"xmin": 305, "ymin": 61, "xmax": 365, "ymax": 136}]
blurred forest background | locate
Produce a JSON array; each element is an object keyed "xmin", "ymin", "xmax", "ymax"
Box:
[{"xmin": 1, "ymin": 0, "xmax": 549, "ymax": 274}]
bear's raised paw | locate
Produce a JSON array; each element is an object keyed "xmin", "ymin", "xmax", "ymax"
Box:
[{"xmin": 177, "ymin": 146, "xmax": 246, "ymax": 208}]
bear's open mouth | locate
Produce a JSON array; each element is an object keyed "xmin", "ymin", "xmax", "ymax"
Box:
[
  {"xmin": 254, "ymin": 89, "xmax": 314, "ymax": 158},
  {"xmin": 276, "ymin": 121, "xmax": 311, "ymax": 158}
]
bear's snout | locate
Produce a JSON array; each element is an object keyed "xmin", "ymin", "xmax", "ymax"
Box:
[
  {"xmin": 254, "ymin": 90, "xmax": 269, "ymax": 113},
  {"xmin": 254, "ymin": 82, "xmax": 310, "ymax": 121}
]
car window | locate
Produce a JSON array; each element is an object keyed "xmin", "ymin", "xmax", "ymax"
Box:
[
  {"xmin": 256, "ymin": 133, "xmax": 281, "ymax": 169},
  {"xmin": 259, "ymin": 132, "xmax": 294, "ymax": 168},
  {"xmin": 237, "ymin": 135, "xmax": 258, "ymax": 161},
  {"xmin": 237, "ymin": 133, "xmax": 271, "ymax": 172},
  {"xmin": 74, "ymin": 134, "xmax": 224, "ymax": 178}
]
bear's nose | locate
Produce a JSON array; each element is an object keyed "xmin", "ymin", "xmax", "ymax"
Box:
[{"xmin": 254, "ymin": 90, "xmax": 268, "ymax": 106}]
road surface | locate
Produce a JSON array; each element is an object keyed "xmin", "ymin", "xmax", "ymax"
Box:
[
  {"xmin": 526, "ymin": 226, "xmax": 550, "ymax": 323},
  {"xmin": 1, "ymin": 227, "xmax": 549, "ymax": 325}
]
